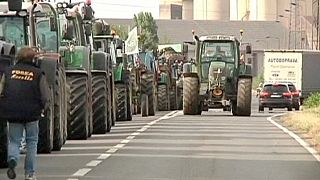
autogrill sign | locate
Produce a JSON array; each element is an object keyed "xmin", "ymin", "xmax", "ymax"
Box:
[{"xmin": 268, "ymin": 58, "xmax": 298, "ymax": 63}]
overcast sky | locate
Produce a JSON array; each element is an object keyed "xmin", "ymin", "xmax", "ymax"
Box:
[{"xmin": 88, "ymin": 0, "xmax": 160, "ymax": 19}]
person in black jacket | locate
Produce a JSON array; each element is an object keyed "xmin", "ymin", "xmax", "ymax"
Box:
[{"xmin": 0, "ymin": 47, "xmax": 49, "ymax": 180}]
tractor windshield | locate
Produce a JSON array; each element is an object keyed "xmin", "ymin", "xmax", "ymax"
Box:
[
  {"xmin": 33, "ymin": 3, "xmax": 58, "ymax": 52},
  {"xmin": 200, "ymin": 41, "xmax": 236, "ymax": 81},
  {"xmin": 200, "ymin": 41, "xmax": 235, "ymax": 63},
  {"xmin": 0, "ymin": 16, "xmax": 27, "ymax": 51}
]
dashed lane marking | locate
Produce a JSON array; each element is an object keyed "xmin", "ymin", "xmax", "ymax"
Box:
[
  {"xmin": 72, "ymin": 168, "xmax": 92, "ymax": 177},
  {"xmin": 114, "ymin": 144, "xmax": 125, "ymax": 148},
  {"xmin": 97, "ymin": 153, "xmax": 111, "ymax": 160},
  {"xmin": 67, "ymin": 111, "xmax": 180, "ymax": 179},
  {"xmin": 121, "ymin": 139, "xmax": 131, "ymax": 144},
  {"xmin": 106, "ymin": 148, "xmax": 118, "ymax": 153},
  {"xmin": 86, "ymin": 160, "xmax": 102, "ymax": 167}
]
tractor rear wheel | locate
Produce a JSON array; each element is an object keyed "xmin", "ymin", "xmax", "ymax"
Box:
[
  {"xmin": 234, "ymin": 78, "xmax": 252, "ymax": 116},
  {"xmin": 170, "ymin": 89, "xmax": 177, "ymax": 110},
  {"xmin": 126, "ymin": 83, "xmax": 133, "ymax": 121},
  {"xmin": 157, "ymin": 84, "xmax": 169, "ymax": 111},
  {"xmin": 115, "ymin": 83, "xmax": 128, "ymax": 121},
  {"xmin": 66, "ymin": 74, "xmax": 89, "ymax": 140},
  {"xmin": 141, "ymin": 94, "xmax": 148, "ymax": 117},
  {"xmin": 53, "ymin": 65, "xmax": 65, "ymax": 151},
  {"xmin": 38, "ymin": 88, "xmax": 54, "ymax": 153},
  {"xmin": 141, "ymin": 73, "xmax": 155, "ymax": 116},
  {"xmin": 183, "ymin": 75, "xmax": 200, "ymax": 115},
  {"xmin": 92, "ymin": 74, "xmax": 108, "ymax": 134},
  {"xmin": 0, "ymin": 121, "xmax": 8, "ymax": 168}
]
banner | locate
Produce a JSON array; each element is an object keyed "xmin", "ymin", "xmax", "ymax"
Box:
[{"xmin": 125, "ymin": 27, "xmax": 139, "ymax": 55}]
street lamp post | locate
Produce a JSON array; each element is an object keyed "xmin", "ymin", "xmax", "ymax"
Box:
[{"xmin": 266, "ymin": 36, "xmax": 280, "ymax": 49}]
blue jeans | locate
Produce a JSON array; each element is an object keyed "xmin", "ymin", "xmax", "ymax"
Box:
[{"xmin": 8, "ymin": 121, "xmax": 39, "ymax": 175}]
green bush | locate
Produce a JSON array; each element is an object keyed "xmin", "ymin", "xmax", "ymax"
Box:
[
  {"xmin": 304, "ymin": 92, "xmax": 320, "ymax": 108},
  {"xmin": 253, "ymin": 74, "xmax": 264, "ymax": 89}
]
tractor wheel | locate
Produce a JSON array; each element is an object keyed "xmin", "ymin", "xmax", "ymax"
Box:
[
  {"xmin": 157, "ymin": 84, "xmax": 169, "ymax": 111},
  {"xmin": 66, "ymin": 74, "xmax": 89, "ymax": 140},
  {"xmin": 183, "ymin": 75, "xmax": 200, "ymax": 115},
  {"xmin": 115, "ymin": 83, "xmax": 128, "ymax": 121},
  {"xmin": 0, "ymin": 121, "xmax": 8, "ymax": 168},
  {"xmin": 52, "ymin": 65, "xmax": 65, "ymax": 151},
  {"xmin": 63, "ymin": 82, "xmax": 70, "ymax": 144},
  {"xmin": 92, "ymin": 74, "xmax": 108, "ymax": 134},
  {"xmin": 141, "ymin": 94, "xmax": 148, "ymax": 117},
  {"xmin": 106, "ymin": 74, "xmax": 112, "ymax": 132},
  {"xmin": 235, "ymin": 78, "xmax": 252, "ymax": 116},
  {"xmin": 126, "ymin": 83, "xmax": 133, "ymax": 121},
  {"xmin": 141, "ymin": 73, "xmax": 155, "ymax": 116},
  {"xmin": 177, "ymin": 88, "xmax": 183, "ymax": 110},
  {"xmin": 170, "ymin": 89, "xmax": 177, "ymax": 110},
  {"xmin": 232, "ymin": 101, "xmax": 238, "ymax": 116},
  {"xmin": 38, "ymin": 88, "xmax": 54, "ymax": 153}
]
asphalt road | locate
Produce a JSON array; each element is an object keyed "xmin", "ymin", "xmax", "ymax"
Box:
[{"xmin": 1, "ymin": 98, "xmax": 320, "ymax": 180}]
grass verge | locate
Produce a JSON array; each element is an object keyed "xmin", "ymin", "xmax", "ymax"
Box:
[{"xmin": 281, "ymin": 107, "xmax": 320, "ymax": 152}]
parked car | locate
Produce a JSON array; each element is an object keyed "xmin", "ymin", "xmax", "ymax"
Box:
[{"xmin": 258, "ymin": 83, "xmax": 294, "ymax": 112}]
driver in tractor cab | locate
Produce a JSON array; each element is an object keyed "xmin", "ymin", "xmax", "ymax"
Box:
[{"xmin": 214, "ymin": 46, "xmax": 225, "ymax": 56}]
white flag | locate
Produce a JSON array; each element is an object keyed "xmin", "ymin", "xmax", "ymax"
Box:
[{"xmin": 125, "ymin": 27, "xmax": 139, "ymax": 55}]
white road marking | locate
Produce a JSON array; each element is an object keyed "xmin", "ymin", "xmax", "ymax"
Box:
[
  {"xmin": 66, "ymin": 178, "xmax": 79, "ymax": 180},
  {"xmin": 97, "ymin": 154, "xmax": 111, "ymax": 160},
  {"xmin": 131, "ymin": 132, "xmax": 141, "ymax": 136},
  {"xmin": 106, "ymin": 148, "xmax": 118, "ymax": 153},
  {"xmin": 114, "ymin": 144, "xmax": 125, "ymax": 148},
  {"xmin": 126, "ymin": 136, "xmax": 135, "ymax": 139},
  {"xmin": 121, "ymin": 139, "xmax": 131, "ymax": 144},
  {"xmin": 268, "ymin": 114, "xmax": 320, "ymax": 161},
  {"xmin": 137, "ymin": 128, "xmax": 147, "ymax": 132},
  {"xmin": 72, "ymin": 168, "xmax": 92, "ymax": 176},
  {"xmin": 68, "ymin": 111, "xmax": 181, "ymax": 178},
  {"xmin": 86, "ymin": 160, "xmax": 102, "ymax": 167}
]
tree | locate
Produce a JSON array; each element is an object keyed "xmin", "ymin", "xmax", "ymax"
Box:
[
  {"xmin": 133, "ymin": 12, "xmax": 159, "ymax": 52},
  {"xmin": 111, "ymin": 25, "xmax": 129, "ymax": 40}
]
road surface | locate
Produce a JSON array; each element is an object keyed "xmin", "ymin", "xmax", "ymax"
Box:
[{"xmin": 1, "ymin": 99, "xmax": 320, "ymax": 180}]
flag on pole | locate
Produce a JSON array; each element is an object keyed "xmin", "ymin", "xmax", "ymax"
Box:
[{"xmin": 125, "ymin": 27, "xmax": 139, "ymax": 55}]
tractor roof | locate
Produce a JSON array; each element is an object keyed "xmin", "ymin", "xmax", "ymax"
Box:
[{"xmin": 199, "ymin": 35, "xmax": 238, "ymax": 42}]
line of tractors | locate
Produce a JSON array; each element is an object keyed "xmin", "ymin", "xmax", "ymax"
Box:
[
  {"xmin": 0, "ymin": 0, "xmax": 253, "ymax": 169},
  {"xmin": 0, "ymin": 0, "xmax": 187, "ymax": 168}
]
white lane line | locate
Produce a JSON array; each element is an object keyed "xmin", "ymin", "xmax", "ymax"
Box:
[
  {"xmin": 121, "ymin": 139, "xmax": 131, "ymax": 144},
  {"xmin": 131, "ymin": 132, "xmax": 141, "ymax": 136},
  {"xmin": 106, "ymin": 148, "xmax": 118, "ymax": 153},
  {"xmin": 126, "ymin": 136, "xmax": 135, "ymax": 140},
  {"xmin": 137, "ymin": 128, "xmax": 147, "ymax": 132},
  {"xmin": 66, "ymin": 178, "xmax": 79, "ymax": 180},
  {"xmin": 72, "ymin": 168, "xmax": 92, "ymax": 176},
  {"xmin": 97, "ymin": 154, "xmax": 111, "ymax": 160},
  {"xmin": 86, "ymin": 160, "xmax": 102, "ymax": 167},
  {"xmin": 268, "ymin": 114, "xmax": 320, "ymax": 162},
  {"xmin": 114, "ymin": 144, "xmax": 125, "ymax": 148},
  {"xmin": 68, "ymin": 111, "xmax": 181, "ymax": 179}
]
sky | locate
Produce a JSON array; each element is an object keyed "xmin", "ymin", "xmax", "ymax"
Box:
[{"xmin": 88, "ymin": 0, "xmax": 160, "ymax": 19}]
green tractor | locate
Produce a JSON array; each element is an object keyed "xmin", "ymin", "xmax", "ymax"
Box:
[
  {"xmin": 92, "ymin": 20, "xmax": 132, "ymax": 122},
  {"xmin": 58, "ymin": 1, "xmax": 94, "ymax": 139},
  {"xmin": 156, "ymin": 45, "xmax": 185, "ymax": 111},
  {"xmin": 183, "ymin": 32, "xmax": 252, "ymax": 116},
  {"xmin": 91, "ymin": 19, "xmax": 115, "ymax": 132},
  {"xmin": 0, "ymin": 0, "xmax": 70, "ymax": 166},
  {"xmin": 114, "ymin": 41, "xmax": 133, "ymax": 121},
  {"xmin": 138, "ymin": 51, "xmax": 157, "ymax": 117}
]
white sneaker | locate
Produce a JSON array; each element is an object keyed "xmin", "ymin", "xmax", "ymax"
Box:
[{"xmin": 25, "ymin": 174, "xmax": 37, "ymax": 180}]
